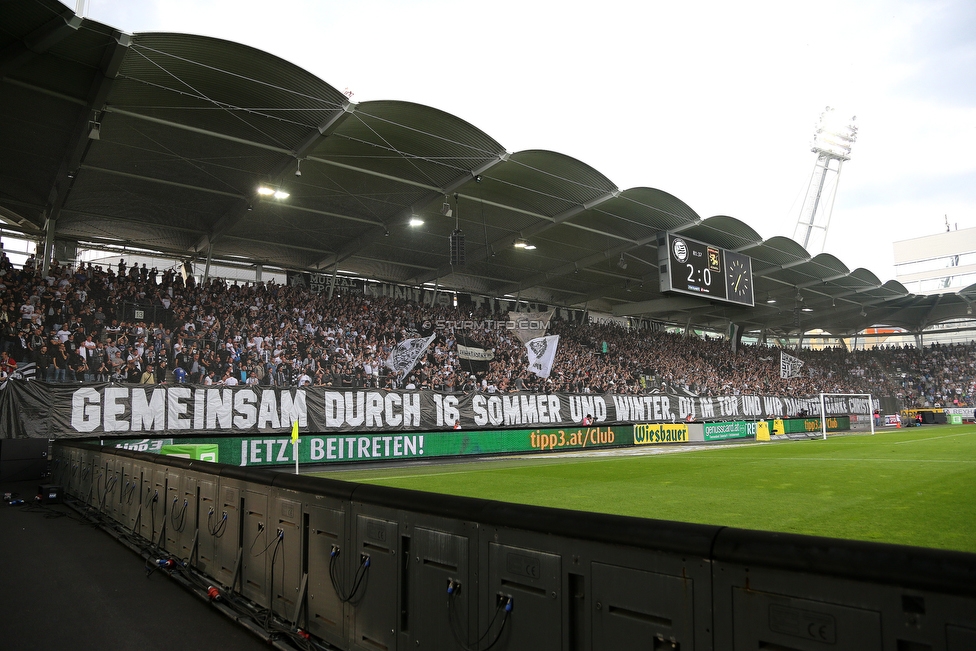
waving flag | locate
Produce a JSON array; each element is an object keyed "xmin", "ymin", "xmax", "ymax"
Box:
[
  {"xmin": 780, "ymin": 351, "xmax": 805, "ymax": 379},
  {"xmin": 386, "ymin": 333, "xmax": 435, "ymax": 378},
  {"xmin": 525, "ymin": 335, "xmax": 559, "ymax": 378}
]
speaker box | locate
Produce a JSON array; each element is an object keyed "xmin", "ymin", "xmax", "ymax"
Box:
[{"xmin": 450, "ymin": 230, "xmax": 465, "ymax": 266}]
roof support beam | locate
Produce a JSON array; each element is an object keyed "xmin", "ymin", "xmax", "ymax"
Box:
[
  {"xmin": 192, "ymin": 102, "xmax": 357, "ymax": 253},
  {"xmin": 312, "ymin": 155, "xmax": 508, "ymax": 270},
  {"xmin": 492, "ymin": 222, "xmax": 650, "ymax": 297},
  {"xmin": 611, "ymin": 296, "xmax": 707, "ymax": 316},
  {"xmin": 0, "ymin": 7, "xmax": 81, "ymax": 78},
  {"xmin": 413, "ymin": 188, "xmax": 621, "ymax": 287},
  {"xmin": 44, "ymin": 30, "xmax": 130, "ymax": 232}
]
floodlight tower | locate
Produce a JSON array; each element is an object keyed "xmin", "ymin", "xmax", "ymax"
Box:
[{"xmin": 792, "ymin": 107, "xmax": 857, "ymax": 254}]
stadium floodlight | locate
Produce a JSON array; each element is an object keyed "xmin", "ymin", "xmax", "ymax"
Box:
[
  {"xmin": 257, "ymin": 186, "xmax": 275, "ymax": 195},
  {"xmin": 813, "ymin": 107, "xmax": 858, "ymax": 161},
  {"xmin": 514, "ymin": 237, "xmax": 535, "ymax": 250},
  {"xmin": 273, "ymin": 190, "xmax": 289, "ymax": 199},
  {"xmin": 409, "ymin": 217, "xmax": 424, "ymax": 227}
]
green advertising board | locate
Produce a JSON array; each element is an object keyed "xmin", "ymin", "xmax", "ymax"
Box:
[
  {"xmin": 109, "ymin": 425, "xmax": 633, "ymax": 467},
  {"xmin": 702, "ymin": 421, "xmax": 752, "ymax": 441},
  {"xmin": 159, "ymin": 444, "xmax": 219, "ymax": 463},
  {"xmin": 781, "ymin": 417, "xmax": 851, "ymax": 434}
]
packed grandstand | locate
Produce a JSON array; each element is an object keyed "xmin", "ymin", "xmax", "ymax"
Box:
[{"xmin": 0, "ymin": 251, "xmax": 971, "ymax": 410}]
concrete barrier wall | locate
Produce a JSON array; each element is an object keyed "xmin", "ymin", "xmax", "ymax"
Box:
[{"xmin": 51, "ymin": 441, "xmax": 976, "ymax": 651}]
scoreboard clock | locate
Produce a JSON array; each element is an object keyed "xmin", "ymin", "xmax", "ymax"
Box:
[{"xmin": 659, "ymin": 233, "xmax": 755, "ymax": 307}]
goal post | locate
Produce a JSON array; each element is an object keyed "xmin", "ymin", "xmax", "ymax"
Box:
[{"xmin": 818, "ymin": 393, "xmax": 876, "ymax": 440}]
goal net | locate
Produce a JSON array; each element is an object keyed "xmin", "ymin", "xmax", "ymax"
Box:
[{"xmin": 817, "ymin": 393, "xmax": 876, "ymax": 440}]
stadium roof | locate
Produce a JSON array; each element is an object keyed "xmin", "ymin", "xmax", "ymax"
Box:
[{"xmin": 3, "ymin": 0, "xmax": 976, "ymax": 338}]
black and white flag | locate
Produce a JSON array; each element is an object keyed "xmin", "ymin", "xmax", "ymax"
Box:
[
  {"xmin": 0, "ymin": 361, "xmax": 37, "ymax": 389},
  {"xmin": 386, "ymin": 333, "xmax": 435, "ymax": 378},
  {"xmin": 780, "ymin": 351, "xmax": 804, "ymax": 379},
  {"xmin": 525, "ymin": 335, "xmax": 559, "ymax": 378}
]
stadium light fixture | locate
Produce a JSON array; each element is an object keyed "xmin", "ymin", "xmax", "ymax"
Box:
[
  {"xmin": 409, "ymin": 217, "xmax": 424, "ymax": 227},
  {"xmin": 88, "ymin": 111, "xmax": 101, "ymax": 140},
  {"xmin": 812, "ymin": 106, "xmax": 858, "ymax": 161},
  {"xmin": 513, "ymin": 237, "xmax": 535, "ymax": 250},
  {"xmin": 257, "ymin": 186, "xmax": 289, "ymax": 199}
]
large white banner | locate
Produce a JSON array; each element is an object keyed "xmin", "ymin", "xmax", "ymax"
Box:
[{"xmin": 507, "ymin": 309, "xmax": 554, "ymax": 345}]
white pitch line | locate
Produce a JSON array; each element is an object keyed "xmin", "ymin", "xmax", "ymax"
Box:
[
  {"xmin": 720, "ymin": 457, "xmax": 974, "ymax": 463},
  {"xmin": 893, "ymin": 431, "xmax": 976, "ymax": 444}
]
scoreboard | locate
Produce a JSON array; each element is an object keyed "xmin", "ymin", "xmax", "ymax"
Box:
[{"xmin": 658, "ymin": 233, "xmax": 754, "ymax": 307}]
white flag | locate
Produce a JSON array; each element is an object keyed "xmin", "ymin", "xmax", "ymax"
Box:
[
  {"xmin": 386, "ymin": 333, "xmax": 435, "ymax": 378},
  {"xmin": 525, "ymin": 335, "xmax": 559, "ymax": 378},
  {"xmin": 780, "ymin": 351, "xmax": 804, "ymax": 379}
]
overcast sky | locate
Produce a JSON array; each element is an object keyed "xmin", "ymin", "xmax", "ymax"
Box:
[{"xmin": 72, "ymin": 0, "xmax": 976, "ymax": 282}]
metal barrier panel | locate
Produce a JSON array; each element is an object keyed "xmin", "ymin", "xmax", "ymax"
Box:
[
  {"xmin": 350, "ymin": 507, "xmax": 400, "ymax": 651},
  {"xmin": 213, "ymin": 478, "xmax": 244, "ymax": 590},
  {"xmin": 241, "ymin": 487, "xmax": 272, "ymax": 607},
  {"xmin": 101, "ymin": 454, "xmax": 121, "ymax": 522},
  {"xmin": 163, "ymin": 467, "xmax": 199, "ymax": 562},
  {"xmin": 305, "ymin": 499, "xmax": 348, "ymax": 646},
  {"xmin": 86, "ymin": 449, "xmax": 100, "ymax": 507},
  {"xmin": 711, "ymin": 530, "xmax": 976, "ymax": 651},
  {"xmin": 162, "ymin": 467, "xmax": 183, "ymax": 555},
  {"xmin": 48, "ymin": 442, "xmax": 976, "ymax": 651},
  {"xmin": 139, "ymin": 465, "xmax": 166, "ymax": 546},
  {"xmin": 486, "ymin": 538, "xmax": 562, "ymax": 650},
  {"xmin": 405, "ymin": 518, "xmax": 476, "ymax": 651},
  {"xmin": 69, "ymin": 447, "xmax": 83, "ymax": 498},
  {"xmin": 49, "ymin": 446, "xmax": 68, "ymax": 493},
  {"xmin": 195, "ymin": 474, "xmax": 219, "ymax": 578},
  {"xmin": 118, "ymin": 456, "xmax": 140, "ymax": 531},
  {"xmin": 591, "ymin": 562, "xmax": 695, "ymax": 651},
  {"xmin": 269, "ymin": 487, "xmax": 304, "ymax": 622},
  {"xmin": 80, "ymin": 446, "xmax": 96, "ymax": 502}
]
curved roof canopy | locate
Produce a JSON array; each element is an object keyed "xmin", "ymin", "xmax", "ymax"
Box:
[{"xmin": 1, "ymin": 0, "xmax": 972, "ymax": 337}]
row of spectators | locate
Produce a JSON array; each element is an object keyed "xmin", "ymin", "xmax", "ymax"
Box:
[{"xmin": 0, "ymin": 251, "xmax": 974, "ymax": 407}]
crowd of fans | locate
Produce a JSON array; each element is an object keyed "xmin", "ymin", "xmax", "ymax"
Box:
[{"xmin": 1, "ymin": 249, "xmax": 974, "ymax": 408}]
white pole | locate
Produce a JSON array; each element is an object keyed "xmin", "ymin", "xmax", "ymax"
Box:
[
  {"xmin": 869, "ymin": 394, "xmax": 876, "ymax": 435},
  {"xmin": 820, "ymin": 393, "xmax": 827, "ymax": 440}
]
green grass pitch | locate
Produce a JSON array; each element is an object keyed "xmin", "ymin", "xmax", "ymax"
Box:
[{"xmin": 312, "ymin": 426, "xmax": 976, "ymax": 553}]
